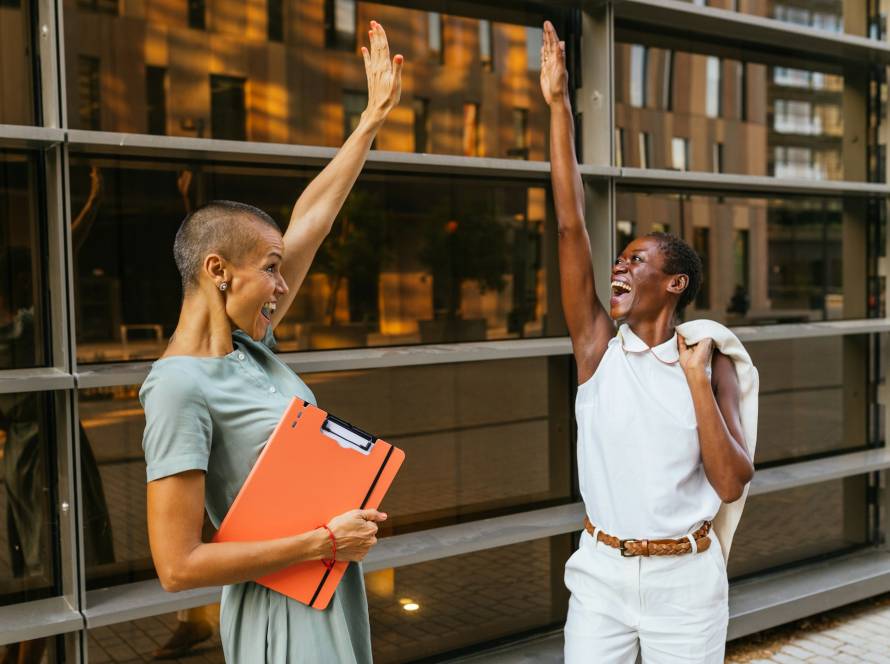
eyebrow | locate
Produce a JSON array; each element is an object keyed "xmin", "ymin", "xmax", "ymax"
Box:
[{"xmin": 266, "ymin": 251, "xmax": 283, "ymax": 260}]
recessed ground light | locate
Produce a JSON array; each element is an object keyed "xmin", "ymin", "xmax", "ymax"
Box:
[{"xmin": 402, "ymin": 602, "xmax": 420, "ymax": 612}]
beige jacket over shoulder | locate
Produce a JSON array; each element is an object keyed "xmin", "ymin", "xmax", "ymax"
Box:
[{"xmin": 676, "ymin": 319, "xmax": 759, "ymax": 564}]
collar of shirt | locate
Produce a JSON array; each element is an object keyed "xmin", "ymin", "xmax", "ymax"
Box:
[{"xmin": 617, "ymin": 323, "xmax": 680, "ymax": 364}]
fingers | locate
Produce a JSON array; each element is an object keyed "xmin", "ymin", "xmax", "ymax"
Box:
[
  {"xmin": 358, "ymin": 508, "xmax": 388, "ymax": 522},
  {"xmin": 678, "ymin": 335, "xmax": 688, "ymax": 352},
  {"xmin": 392, "ymin": 53, "xmax": 404, "ymax": 79},
  {"xmin": 361, "ymin": 45, "xmax": 371, "ymax": 73}
]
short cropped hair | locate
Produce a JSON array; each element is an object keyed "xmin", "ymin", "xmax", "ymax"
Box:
[
  {"xmin": 645, "ymin": 232, "xmax": 703, "ymax": 314},
  {"xmin": 173, "ymin": 200, "xmax": 279, "ymax": 292}
]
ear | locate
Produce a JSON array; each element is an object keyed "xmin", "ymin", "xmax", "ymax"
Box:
[
  {"xmin": 666, "ymin": 273, "xmax": 689, "ymax": 295},
  {"xmin": 203, "ymin": 253, "xmax": 229, "ymax": 289}
]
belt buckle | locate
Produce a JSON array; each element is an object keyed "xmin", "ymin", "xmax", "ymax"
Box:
[{"xmin": 619, "ymin": 539, "xmax": 638, "ymax": 557}]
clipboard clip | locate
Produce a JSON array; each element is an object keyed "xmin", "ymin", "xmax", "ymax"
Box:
[{"xmin": 321, "ymin": 414, "xmax": 377, "ymax": 454}]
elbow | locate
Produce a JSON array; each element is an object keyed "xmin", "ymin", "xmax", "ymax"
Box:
[
  {"xmin": 718, "ymin": 467, "xmax": 754, "ymax": 504},
  {"xmin": 158, "ymin": 565, "xmax": 192, "ymax": 593}
]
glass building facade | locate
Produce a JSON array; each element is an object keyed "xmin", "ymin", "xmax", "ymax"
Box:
[{"xmin": 0, "ymin": 0, "xmax": 888, "ymax": 661}]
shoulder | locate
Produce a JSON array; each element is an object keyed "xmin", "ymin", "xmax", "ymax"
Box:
[{"xmin": 140, "ymin": 359, "xmax": 208, "ymax": 411}]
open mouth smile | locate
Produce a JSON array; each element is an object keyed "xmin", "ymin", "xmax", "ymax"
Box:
[{"xmin": 260, "ymin": 301, "xmax": 277, "ymax": 322}]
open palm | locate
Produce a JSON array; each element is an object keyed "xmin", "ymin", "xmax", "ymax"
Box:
[
  {"xmin": 361, "ymin": 21, "xmax": 403, "ymax": 122},
  {"xmin": 540, "ymin": 20, "xmax": 568, "ymax": 105}
]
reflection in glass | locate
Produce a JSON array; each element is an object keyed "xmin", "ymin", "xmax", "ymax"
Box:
[
  {"xmin": 747, "ymin": 336, "xmax": 870, "ymax": 465},
  {"xmin": 80, "ymin": 358, "xmax": 572, "ymax": 586},
  {"xmin": 71, "ymin": 157, "xmax": 553, "ymax": 363},
  {"xmin": 0, "ymin": 392, "xmax": 57, "ymax": 608},
  {"xmin": 615, "ymin": 41, "xmax": 844, "ymax": 179},
  {"xmin": 88, "ymin": 606, "xmax": 224, "ymax": 662},
  {"xmin": 0, "ymin": 151, "xmax": 46, "ymax": 369},
  {"xmin": 0, "ymin": 0, "xmax": 34, "ymax": 125},
  {"xmin": 368, "ymin": 536, "xmax": 572, "ymax": 663},
  {"xmin": 614, "ymin": 190, "xmax": 873, "ymax": 325},
  {"xmin": 729, "ymin": 477, "xmax": 868, "ymax": 579},
  {"xmin": 62, "ymin": 2, "xmax": 549, "ymax": 159}
]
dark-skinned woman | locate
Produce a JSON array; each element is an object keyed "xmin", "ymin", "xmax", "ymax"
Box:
[
  {"xmin": 540, "ymin": 21, "xmax": 759, "ymax": 664},
  {"xmin": 140, "ymin": 22, "xmax": 402, "ymax": 663}
]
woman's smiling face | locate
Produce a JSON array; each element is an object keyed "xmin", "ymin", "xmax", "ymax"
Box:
[
  {"xmin": 223, "ymin": 221, "xmax": 289, "ymax": 340},
  {"xmin": 610, "ymin": 236, "xmax": 686, "ymax": 322}
]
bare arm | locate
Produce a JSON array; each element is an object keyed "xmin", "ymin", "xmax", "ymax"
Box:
[
  {"xmin": 679, "ymin": 339, "xmax": 754, "ymax": 503},
  {"xmin": 147, "ymin": 470, "xmax": 385, "ymax": 592},
  {"xmin": 272, "ymin": 21, "xmax": 402, "ymax": 328},
  {"xmin": 71, "ymin": 167, "xmax": 102, "ymax": 254},
  {"xmin": 541, "ymin": 21, "xmax": 613, "ymax": 383}
]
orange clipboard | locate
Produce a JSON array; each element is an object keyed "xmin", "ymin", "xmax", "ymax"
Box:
[{"xmin": 212, "ymin": 398, "xmax": 405, "ymax": 610}]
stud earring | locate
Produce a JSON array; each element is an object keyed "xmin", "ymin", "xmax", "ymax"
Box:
[{"xmin": 219, "ymin": 282, "xmax": 228, "ymax": 292}]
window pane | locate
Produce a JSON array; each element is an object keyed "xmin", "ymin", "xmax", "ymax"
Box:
[
  {"xmin": 88, "ymin": 607, "xmax": 224, "ymax": 662},
  {"xmin": 79, "ymin": 357, "xmax": 573, "ymax": 587},
  {"xmin": 749, "ymin": 335, "xmax": 878, "ymax": 465},
  {"xmin": 729, "ymin": 477, "xmax": 869, "ymax": 579},
  {"xmin": 62, "ymin": 2, "xmax": 550, "ymax": 160},
  {"xmin": 0, "ymin": 0, "xmax": 35, "ymax": 124},
  {"xmin": 0, "ymin": 150, "xmax": 47, "ymax": 369},
  {"xmin": 615, "ymin": 190, "xmax": 886, "ymax": 326},
  {"xmin": 615, "ymin": 39, "xmax": 845, "ymax": 179},
  {"xmin": 369, "ymin": 536, "xmax": 572, "ymax": 662},
  {"xmin": 70, "ymin": 156, "xmax": 555, "ymax": 363},
  {"xmin": 0, "ymin": 392, "xmax": 60, "ymax": 606}
]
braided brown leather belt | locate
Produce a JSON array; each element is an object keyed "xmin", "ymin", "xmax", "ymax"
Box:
[{"xmin": 583, "ymin": 516, "xmax": 712, "ymax": 557}]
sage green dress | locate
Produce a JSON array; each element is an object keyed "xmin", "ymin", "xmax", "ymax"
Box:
[{"xmin": 140, "ymin": 329, "xmax": 373, "ymax": 663}]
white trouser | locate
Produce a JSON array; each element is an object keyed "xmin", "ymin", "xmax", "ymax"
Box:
[{"xmin": 564, "ymin": 530, "xmax": 728, "ymax": 664}]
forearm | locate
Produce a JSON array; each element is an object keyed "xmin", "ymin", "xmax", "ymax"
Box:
[
  {"xmin": 549, "ymin": 96, "xmax": 584, "ymax": 233},
  {"xmin": 687, "ymin": 372, "xmax": 754, "ymax": 502},
  {"xmin": 287, "ymin": 113, "xmax": 382, "ymax": 237},
  {"xmin": 157, "ymin": 528, "xmax": 329, "ymax": 592}
]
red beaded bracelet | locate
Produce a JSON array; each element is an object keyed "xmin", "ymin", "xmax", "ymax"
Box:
[{"xmin": 319, "ymin": 525, "xmax": 336, "ymax": 571}]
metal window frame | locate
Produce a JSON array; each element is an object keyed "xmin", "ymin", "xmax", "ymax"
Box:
[{"xmin": 2, "ymin": 0, "xmax": 889, "ymax": 658}]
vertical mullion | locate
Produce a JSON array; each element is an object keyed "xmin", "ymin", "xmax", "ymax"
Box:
[{"xmin": 580, "ymin": 4, "xmax": 615, "ymax": 307}]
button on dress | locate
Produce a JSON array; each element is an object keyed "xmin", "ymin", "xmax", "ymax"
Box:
[{"xmin": 141, "ymin": 329, "xmax": 372, "ymax": 663}]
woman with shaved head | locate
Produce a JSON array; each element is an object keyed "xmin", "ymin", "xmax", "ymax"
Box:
[
  {"xmin": 140, "ymin": 22, "xmax": 401, "ymax": 663},
  {"xmin": 540, "ymin": 21, "xmax": 758, "ymax": 664}
]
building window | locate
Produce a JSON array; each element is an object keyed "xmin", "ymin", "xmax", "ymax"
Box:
[
  {"xmin": 325, "ymin": 0, "xmax": 356, "ymax": 51},
  {"xmin": 507, "ymin": 108, "xmax": 529, "ymax": 159},
  {"xmin": 671, "ymin": 137, "xmax": 689, "ymax": 171},
  {"xmin": 630, "ymin": 45, "xmax": 647, "ymax": 108},
  {"xmin": 662, "ymin": 50, "xmax": 674, "ymax": 111},
  {"xmin": 428, "ymin": 12, "xmax": 444, "ymax": 63},
  {"xmin": 712, "ymin": 141, "xmax": 724, "ymax": 173},
  {"xmin": 638, "ymin": 131, "xmax": 651, "ymax": 169},
  {"xmin": 413, "ymin": 97, "xmax": 430, "ymax": 153},
  {"xmin": 734, "ymin": 229, "xmax": 750, "ymax": 292},
  {"xmin": 615, "ymin": 128, "xmax": 625, "ymax": 168},
  {"xmin": 78, "ymin": 56, "xmax": 101, "ymax": 130},
  {"xmin": 188, "ymin": 0, "xmax": 205, "ymax": 30},
  {"xmin": 268, "ymin": 0, "xmax": 284, "ymax": 42},
  {"xmin": 343, "ymin": 90, "xmax": 367, "ymax": 141},
  {"xmin": 735, "ymin": 61, "xmax": 746, "ymax": 120},
  {"xmin": 479, "ymin": 19, "xmax": 493, "ymax": 71},
  {"xmin": 76, "ymin": 0, "xmax": 118, "ymax": 12},
  {"xmin": 693, "ymin": 227, "xmax": 710, "ymax": 309},
  {"xmin": 774, "ymin": 99, "xmax": 819, "ymax": 135},
  {"xmin": 210, "ymin": 75, "xmax": 247, "ymax": 141},
  {"xmin": 705, "ymin": 56, "xmax": 721, "ymax": 118},
  {"xmin": 463, "ymin": 102, "xmax": 481, "ymax": 157},
  {"xmin": 526, "ymin": 27, "xmax": 543, "ymax": 71},
  {"xmin": 145, "ymin": 66, "xmax": 167, "ymax": 136}
]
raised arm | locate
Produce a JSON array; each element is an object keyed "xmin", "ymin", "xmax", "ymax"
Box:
[
  {"xmin": 272, "ymin": 21, "xmax": 402, "ymax": 328},
  {"xmin": 541, "ymin": 22, "xmax": 613, "ymax": 383}
]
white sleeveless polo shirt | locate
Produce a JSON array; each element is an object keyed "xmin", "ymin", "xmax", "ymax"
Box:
[{"xmin": 575, "ymin": 323, "xmax": 721, "ymax": 540}]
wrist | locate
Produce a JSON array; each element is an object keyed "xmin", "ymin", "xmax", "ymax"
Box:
[
  {"xmin": 548, "ymin": 92, "xmax": 572, "ymax": 111},
  {"xmin": 359, "ymin": 110, "xmax": 386, "ymax": 132},
  {"xmin": 309, "ymin": 527, "xmax": 331, "ymax": 561},
  {"xmin": 684, "ymin": 367, "xmax": 710, "ymax": 387}
]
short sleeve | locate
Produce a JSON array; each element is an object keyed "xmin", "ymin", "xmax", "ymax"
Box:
[{"xmin": 139, "ymin": 365, "xmax": 213, "ymax": 482}]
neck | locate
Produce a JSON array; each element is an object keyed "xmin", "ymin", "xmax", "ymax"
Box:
[
  {"xmin": 626, "ymin": 309, "xmax": 677, "ymax": 348},
  {"xmin": 165, "ymin": 288, "xmax": 234, "ymax": 358}
]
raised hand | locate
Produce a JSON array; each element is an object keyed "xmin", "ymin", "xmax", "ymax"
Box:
[
  {"xmin": 361, "ymin": 21, "xmax": 403, "ymax": 126},
  {"xmin": 540, "ymin": 20, "xmax": 568, "ymax": 106}
]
